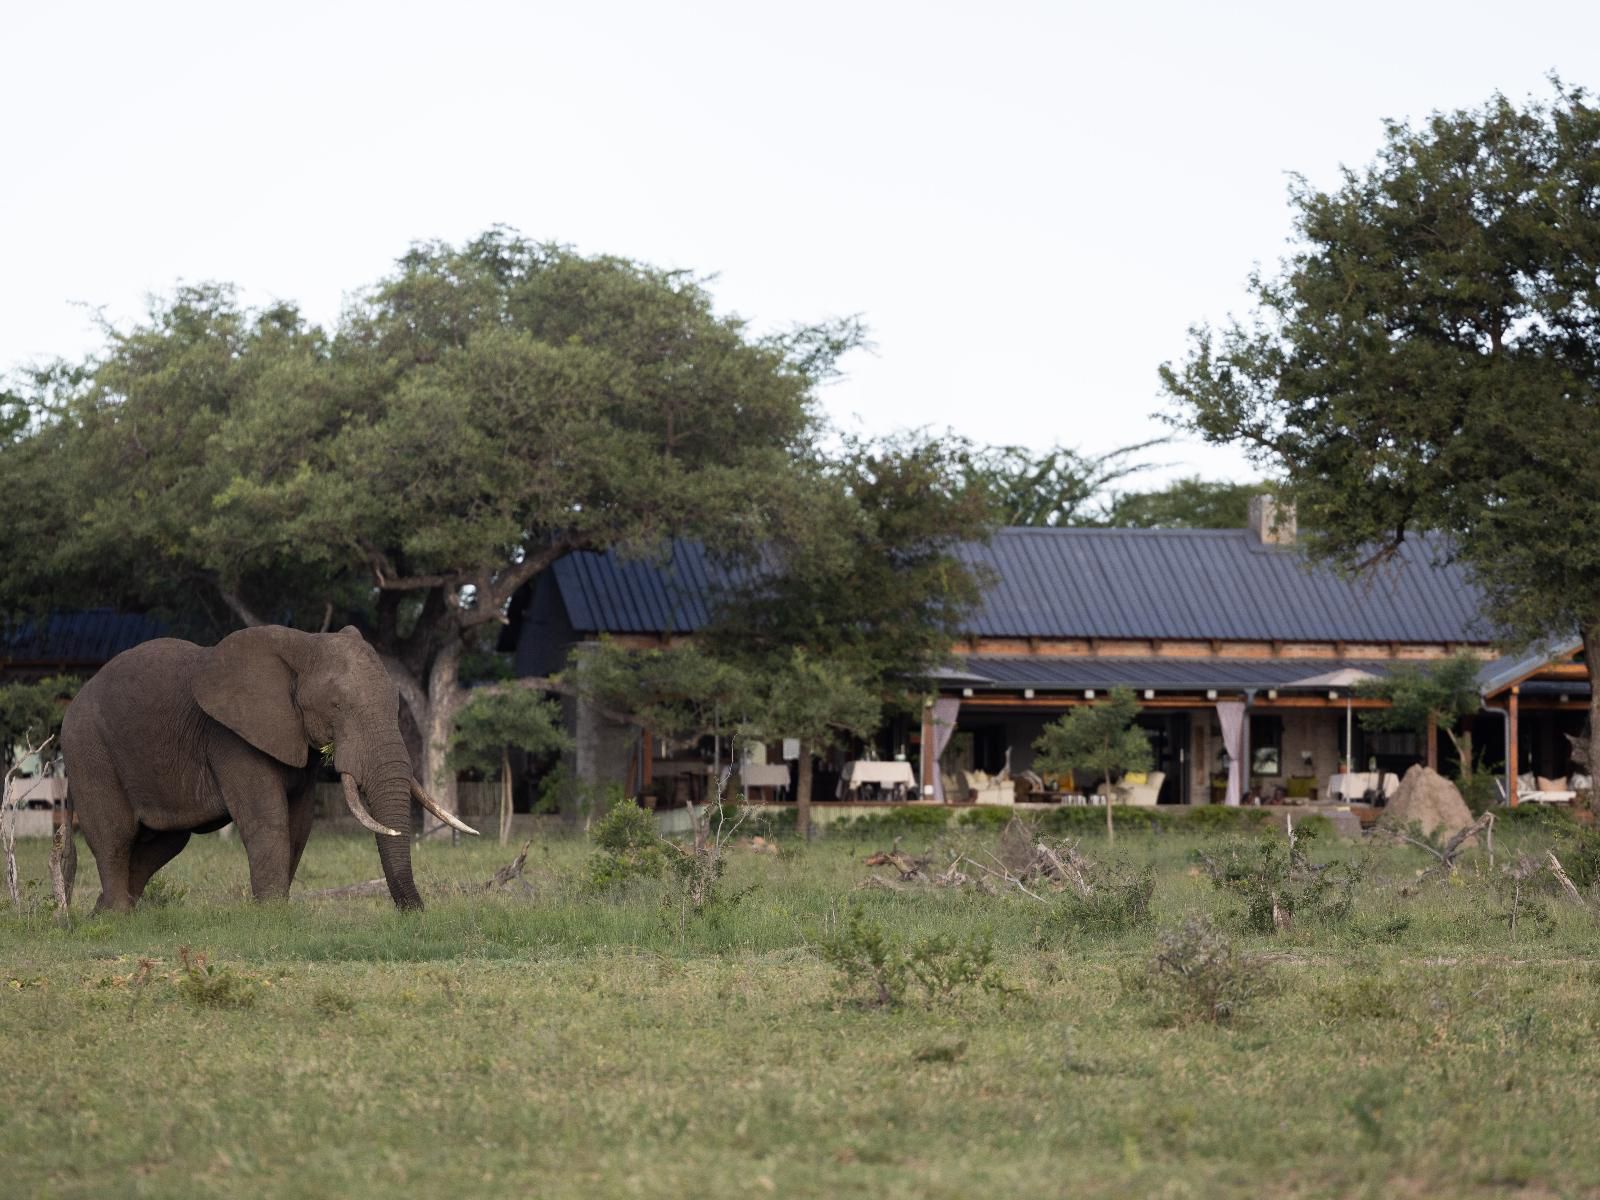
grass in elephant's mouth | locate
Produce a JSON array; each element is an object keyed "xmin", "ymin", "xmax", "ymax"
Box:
[{"xmin": 4, "ymin": 828, "xmax": 1600, "ymax": 1199}]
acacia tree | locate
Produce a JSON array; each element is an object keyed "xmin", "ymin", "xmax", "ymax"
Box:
[
  {"xmin": 960, "ymin": 439, "xmax": 1164, "ymax": 526},
  {"xmin": 1162, "ymin": 83, "xmax": 1600, "ymax": 750},
  {"xmin": 1100, "ymin": 477, "xmax": 1273, "ymax": 529},
  {"xmin": 704, "ymin": 432, "xmax": 994, "ymax": 835},
  {"xmin": 1032, "ymin": 687, "xmax": 1153, "ymax": 844},
  {"xmin": 1, "ymin": 232, "xmax": 858, "ymax": 815}
]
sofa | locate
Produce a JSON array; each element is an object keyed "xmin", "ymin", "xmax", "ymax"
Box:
[
  {"xmin": 960, "ymin": 770, "xmax": 1016, "ymax": 805},
  {"xmin": 1112, "ymin": 770, "xmax": 1165, "ymax": 806}
]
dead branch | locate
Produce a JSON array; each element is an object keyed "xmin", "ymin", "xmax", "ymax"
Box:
[
  {"xmin": 3, "ymin": 733, "xmax": 56, "ymax": 912},
  {"xmin": 486, "ymin": 839, "xmax": 533, "ymax": 890},
  {"xmin": 958, "ymin": 854, "xmax": 1050, "ymax": 903},
  {"xmin": 1405, "ymin": 812, "xmax": 1496, "ymax": 885},
  {"xmin": 1546, "ymin": 849, "xmax": 1584, "ymax": 905},
  {"xmin": 49, "ymin": 820, "xmax": 75, "ymax": 922}
]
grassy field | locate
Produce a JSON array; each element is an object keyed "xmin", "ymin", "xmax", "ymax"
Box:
[{"xmin": 4, "ymin": 814, "xmax": 1600, "ymax": 1199}]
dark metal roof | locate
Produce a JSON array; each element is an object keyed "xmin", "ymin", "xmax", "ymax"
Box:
[
  {"xmin": 552, "ymin": 528, "xmax": 1492, "ymax": 644},
  {"xmin": 2, "ymin": 610, "xmax": 169, "ymax": 665},
  {"xmin": 954, "ymin": 656, "xmax": 1400, "ymax": 692},
  {"xmin": 957, "ymin": 528, "xmax": 1488, "ymax": 642},
  {"xmin": 1476, "ymin": 638, "xmax": 1583, "ymax": 696}
]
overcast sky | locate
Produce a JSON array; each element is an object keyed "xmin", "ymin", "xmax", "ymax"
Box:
[{"xmin": 5, "ymin": 1, "xmax": 1596, "ymax": 489}]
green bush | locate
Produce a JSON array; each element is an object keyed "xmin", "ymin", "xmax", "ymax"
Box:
[
  {"xmin": 1050, "ymin": 865, "xmax": 1156, "ymax": 937},
  {"xmin": 1178, "ymin": 806, "xmax": 1275, "ymax": 834},
  {"xmin": 818, "ymin": 906, "xmax": 1007, "ymax": 1008},
  {"xmin": 1558, "ymin": 825, "xmax": 1600, "ymax": 890},
  {"xmin": 1127, "ymin": 915, "xmax": 1274, "ymax": 1024},
  {"xmin": 1201, "ymin": 826, "xmax": 1363, "ymax": 933},
  {"xmin": 828, "ymin": 807, "xmax": 953, "ymax": 839},
  {"xmin": 955, "ymin": 806, "xmax": 1019, "ymax": 831},
  {"xmin": 585, "ymin": 799, "xmax": 669, "ymax": 891},
  {"xmin": 176, "ymin": 947, "xmax": 257, "ymax": 1010},
  {"xmin": 1494, "ymin": 803, "xmax": 1574, "ymax": 830}
]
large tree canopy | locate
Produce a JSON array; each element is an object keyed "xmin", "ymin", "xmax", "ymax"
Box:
[
  {"xmin": 1161, "ymin": 81, "xmax": 1600, "ymax": 732},
  {"xmin": 1, "ymin": 230, "xmax": 862, "ymax": 812}
]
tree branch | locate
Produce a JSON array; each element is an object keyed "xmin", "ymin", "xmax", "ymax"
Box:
[
  {"xmin": 463, "ymin": 539, "xmax": 584, "ymax": 630},
  {"xmin": 217, "ymin": 584, "xmax": 265, "ymax": 628},
  {"xmin": 355, "ymin": 538, "xmax": 460, "ymax": 592},
  {"xmin": 471, "ymin": 676, "xmax": 642, "ymax": 728}
]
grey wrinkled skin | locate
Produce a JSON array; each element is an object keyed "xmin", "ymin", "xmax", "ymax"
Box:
[{"xmin": 61, "ymin": 625, "xmax": 423, "ymax": 912}]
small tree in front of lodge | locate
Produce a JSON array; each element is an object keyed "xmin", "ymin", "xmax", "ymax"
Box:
[{"xmin": 1032, "ymin": 687, "xmax": 1154, "ymax": 844}]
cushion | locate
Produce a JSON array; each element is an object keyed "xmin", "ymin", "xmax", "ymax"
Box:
[
  {"xmin": 1537, "ymin": 776, "xmax": 1569, "ymax": 793},
  {"xmin": 1518, "ymin": 773, "xmax": 1537, "ymax": 793},
  {"xmin": 1574, "ymin": 774, "xmax": 1593, "ymax": 791},
  {"xmin": 1122, "ymin": 771, "xmax": 1148, "ymax": 785}
]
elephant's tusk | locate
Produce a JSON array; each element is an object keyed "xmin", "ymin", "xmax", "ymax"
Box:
[
  {"xmin": 410, "ymin": 779, "xmax": 480, "ymax": 836},
  {"xmin": 341, "ymin": 773, "xmax": 403, "ymax": 837}
]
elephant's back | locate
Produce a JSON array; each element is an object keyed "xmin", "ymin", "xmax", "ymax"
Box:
[{"xmin": 64, "ymin": 638, "xmax": 207, "ymax": 747}]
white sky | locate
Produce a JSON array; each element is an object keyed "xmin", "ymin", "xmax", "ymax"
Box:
[{"xmin": 5, "ymin": 1, "xmax": 1597, "ymax": 489}]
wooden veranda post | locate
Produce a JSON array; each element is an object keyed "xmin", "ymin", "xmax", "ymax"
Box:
[
  {"xmin": 1426, "ymin": 712, "xmax": 1438, "ymax": 771},
  {"xmin": 920, "ymin": 703, "xmax": 935, "ymax": 801}
]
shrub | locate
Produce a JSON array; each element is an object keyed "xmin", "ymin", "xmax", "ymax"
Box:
[
  {"xmin": 138, "ymin": 877, "xmax": 188, "ymax": 908},
  {"xmin": 1178, "ymin": 807, "xmax": 1275, "ymax": 834},
  {"xmin": 585, "ymin": 799, "xmax": 669, "ymax": 892},
  {"xmin": 829, "ymin": 807, "xmax": 953, "ymax": 840},
  {"xmin": 1050, "ymin": 864, "xmax": 1156, "ymax": 936},
  {"xmin": 1495, "ymin": 803, "xmax": 1573, "ymax": 830},
  {"xmin": 1200, "ymin": 825, "xmax": 1364, "ymax": 933},
  {"xmin": 955, "ymin": 806, "xmax": 1019, "ymax": 831},
  {"xmin": 1558, "ymin": 824, "xmax": 1600, "ymax": 890},
  {"xmin": 1131, "ymin": 916, "xmax": 1273, "ymax": 1024},
  {"xmin": 818, "ymin": 906, "xmax": 1006, "ymax": 1008},
  {"xmin": 176, "ymin": 946, "xmax": 256, "ymax": 1010},
  {"xmin": 312, "ymin": 985, "xmax": 356, "ymax": 1016}
]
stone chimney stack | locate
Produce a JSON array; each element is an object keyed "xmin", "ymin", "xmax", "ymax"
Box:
[{"xmin": 1248, "ymin": 494, "xmax": 1296, "ymax": 545}]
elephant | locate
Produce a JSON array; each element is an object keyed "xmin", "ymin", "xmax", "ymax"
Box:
[{"xmin": 59, "ymin": 624, "xmax": 475, "ymax": 912}]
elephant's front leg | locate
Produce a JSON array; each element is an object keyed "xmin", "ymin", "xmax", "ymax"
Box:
[{"xmin": 213, "ymin": 740, "xmax": 296, "ymax": 901}]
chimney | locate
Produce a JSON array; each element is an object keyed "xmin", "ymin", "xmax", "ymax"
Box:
[{"xmin": 1248, "ymin": 494, "xmax": 1296, "ymax": 545}]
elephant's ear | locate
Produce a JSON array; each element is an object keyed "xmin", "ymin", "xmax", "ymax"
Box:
[{"xmin": 193, "ymin": 627, "xmax": 309, "ymax": 768}]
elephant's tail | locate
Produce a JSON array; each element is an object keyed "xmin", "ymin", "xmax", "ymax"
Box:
[{"xmin": 50, "ymin": 782, "xmax": 76, "ymax": 915}]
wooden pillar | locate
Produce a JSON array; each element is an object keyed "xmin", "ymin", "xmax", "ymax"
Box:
[
  {"xmin": 1426, "ymin": 712, "xmax": 1438, "ymax": 771},
  {"xmin": 642, "ymin": 729, "xmax": 653, "ymax": 790},
  {"xmin": 1508, "ymin": 687, "xmax": 1521, "ymax": 806},
  {"xmin": 920, "ymin": 703, "xmax": 936, "ymax": 801}
]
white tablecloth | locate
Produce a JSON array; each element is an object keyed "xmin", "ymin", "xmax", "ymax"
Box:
[
  {"xmin": 837, "ymin": 761, "xmax": 917, "ymax": 798},
  {"xmin": 841, "ymin": 761, "xmax": 916, "ymax": 787},
  {"xmin": 740, "ymin": 764, "xmax": 791, "ymax": 789}
]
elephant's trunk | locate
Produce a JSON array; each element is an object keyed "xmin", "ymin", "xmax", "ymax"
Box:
[{"xmin": 343, "ymin": 730, "xmax": 423, "ymax": 911}]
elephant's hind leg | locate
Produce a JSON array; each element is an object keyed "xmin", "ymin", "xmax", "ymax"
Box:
[
  {"xmin": 72, "ymin": 779, "xmax": 139, "ymax": 914},
  {"xmin": 127, "ymin": 827, "xmax": 192, "ymax": 902}
]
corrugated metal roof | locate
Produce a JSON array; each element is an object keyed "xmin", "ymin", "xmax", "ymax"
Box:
[
  {"xmin": 955, "ymin": 656, "xmax": 1400, "ymax": 692},
  {"xmin": 552, "ymin": 528, "xmax": 1493, "ymax": 644},
  {"xmin": 957, "ymin": 529, "xmax": 1488, "ymax": 642},
  {"xmin": 1476, "ymin": 638, "xmax": 1583, "ymax": 696},
  {"xmin": 2, "ymin": 610, "xmax": 168, "ymax": 664}
]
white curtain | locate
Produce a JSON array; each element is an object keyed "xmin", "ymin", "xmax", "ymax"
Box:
[
  {"xmin": 929, "ymin": 698, "xmax": 961, "ymax": 803},
  {"xmin": 1216, "ymin": 700, "xmax": 1246, "ymax": 807}
]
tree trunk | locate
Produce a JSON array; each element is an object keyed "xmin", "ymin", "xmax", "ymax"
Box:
[
  {"xmin": 500, "ymin": 746, "xmax": 513, "ymax": 845},
  {"xmin": 1104, "ymin": 776, "xmax": 1115, "ymax": 845},
  {"xmin": 1584, "ymin": 626, "xmax": 1600, "ymax": 783},
  {"xmin": 422, "ymin": 638, "xmax": 466, "ymax": 827},
  {"xmin": 796, "ymin": 741, "xmax": 812, "ymax": 840}
]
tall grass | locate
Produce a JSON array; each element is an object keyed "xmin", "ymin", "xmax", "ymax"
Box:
[{"xmin": 4, "ymin": 820, "xmax": 1599, "ymax": 1198}]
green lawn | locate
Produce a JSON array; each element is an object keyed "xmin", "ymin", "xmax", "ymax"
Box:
[{"xmin": 3, "ymin": 818, "xmax": 1599, "ymax": 1199}]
